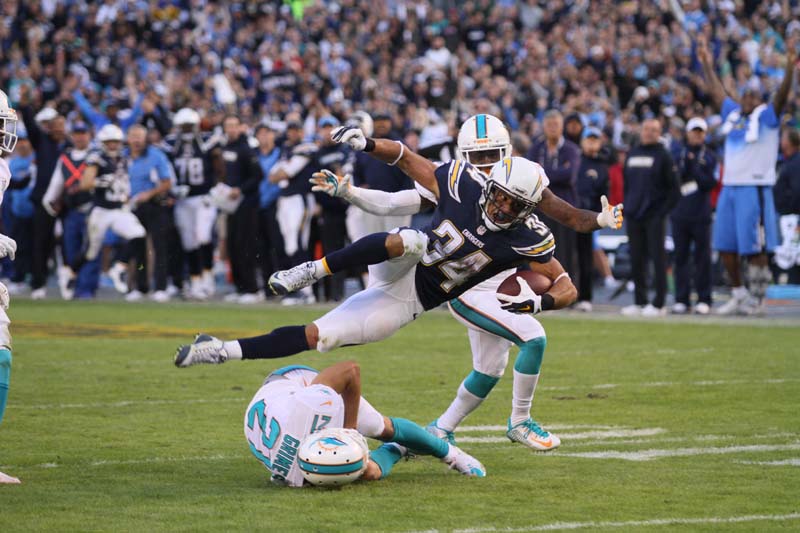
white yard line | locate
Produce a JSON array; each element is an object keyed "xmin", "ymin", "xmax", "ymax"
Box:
[
  {"xmin": 736, "ymin": 458, "xmax": 800, "ymax": 466},
  {"xmin": 14, "ymin": 397, "xmax": 248, "ymax": 410},
  {"xmin": 458, "ymin": 429, "xmax": 665, "ymax": 444},
  {"xmin": 458, "ymin": 424, "xmax": 626, "ymax": 432},
  {"xmin": 1, "ymin": 453, "xmax": 248, "ymax": 470},
  {"xmin": 434, "ymin": 512, "xmax": 800, "ymax": 533},
  {"xmin": 558, "ymin": 443, "xmax": 800, "ymax": 462}
]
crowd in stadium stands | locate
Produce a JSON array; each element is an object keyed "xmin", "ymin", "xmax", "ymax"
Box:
[{"xmin": 0, "ymin": 0, "xmax": 798, "ymax": 314}]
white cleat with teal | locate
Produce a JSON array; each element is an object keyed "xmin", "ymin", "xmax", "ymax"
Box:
[
  {"xmin": 174, "ymin": 334, "xmax": 228, "ymax": 368},
  {"xmin": 268, "ymin": 261, "xmax": 317, "ymax": 296},
  {"xmin": 507, "ymin": 418, "xmax": 561, "ymax": 451},
  {"xmin": 442, "ymin": 445, "xmax": 486, "ymax": 477},
  {"xmin": 426, "ymin": 419, "xmax": 457, "ymax": 446}
]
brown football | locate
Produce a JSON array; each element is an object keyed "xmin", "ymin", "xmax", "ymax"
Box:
[{"xmin": 497, "ymin": 270, "xmax": 553, "ymax": 297}]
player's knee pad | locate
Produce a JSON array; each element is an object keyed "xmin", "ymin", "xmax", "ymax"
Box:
[
  {"xmin": 0, "ymin": 348, "xmax": 10, "ymax": 370},
  {"xmin": 463, "ymin": 369, "xmax": 500, "ymax": 399},
  {"xmin": 514, "ymin": 336, "xmax": 546, "ymax": 375},
  {"xmin": 356, "ymin": 401, "xmax": 386, "ymax": 439},
  {"xmin": 0, "ymin": 321, "xmax": 11, "ymax": 351},
  {"xmin": 397, "ymin": 228, "xmax": 428, "ymax": 259}
]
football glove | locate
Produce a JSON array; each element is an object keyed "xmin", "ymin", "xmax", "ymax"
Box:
[
  {"xmin": 0, "ymin": 280, "xmax": 9, "ymax": 310},
  {"xmin": 310, "ymin": 169, "xmax": 352, "ymax": 199},
  {"xmin": 0, "ymin": 233, "xmax": 17, "ymax": 261},
  {"xmin": 330, "ymin": 125, "xmax": 367, "ymax": 151},
  {"xmin": 496, "ymin": 277, "xmax": 542, "ymax": 314},
  {"xmin": 596, "ymin": 195, "xmax": 624, "ymax": 229}
]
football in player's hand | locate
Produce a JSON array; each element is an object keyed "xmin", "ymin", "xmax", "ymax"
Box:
[{"xmin": 497, "ymin": 270, "xmax": 552, "ymax": 297}]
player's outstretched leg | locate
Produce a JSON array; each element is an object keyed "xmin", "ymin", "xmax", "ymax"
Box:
[
  {"xmin": 428, "ymin": 370, "xmax": 500, "ymax": 446},
  {"xmin": 506, "ymin": 337, "xmax": 560, "ymax": 451},
  {"xmin": 0, "ymin": 314, "xmax": 20, "ymax": 484},
  {"xmin": 268, "ymin": 232, "xmax": 396, "ymax": 295},
  {"xmin": 175, "ymin": 324, "xmax": 312, "ymax": 367},
  {"xmin": 388, "ymin": 418, "xmax": 485, "ymax": 477}
]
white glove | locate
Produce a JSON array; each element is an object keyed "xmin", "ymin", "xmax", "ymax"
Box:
[
  {"xmin": 0, "ymin": 233, "xmax": 17, "ymax": 261},
  {"xmin": 496, "ymin": 277, "xmax": 542, "ymax": 314},
  {"xmin": 0, "ymin": 281, "xmax": 9, "ymax": 310},
  {"xmin": 310, "ymin": 170, "xmax": 353, "ymax": 199},
  {"xmin": 172, "ymin": 184, "xmax": 190, "ymax": 199},
  {"xmin": 596, "ymin": 195, "xmax": 624, "ymax": 229},
  {"xmin": 330, "ymin": 125, "xmax": 367, "ymax": 151}
]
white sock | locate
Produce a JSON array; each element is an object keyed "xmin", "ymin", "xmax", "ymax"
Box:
[
  {"xmin": 312, "ymin": 260, "xmax": 330, "ymax": 279},
  {"xmin": 732, "ymin": 286, "xmax": 749, "ymax": 300},
  {"xmin": 437, "ymin": 384, "xmax": 484, "ymax": 432},
  {"xmin": 222, "ymin": 340, "xmax": 243, "ymax": 360},
  {"xmin": 510, "ymin": 370, "xmax": 540, "ymax": 426}
]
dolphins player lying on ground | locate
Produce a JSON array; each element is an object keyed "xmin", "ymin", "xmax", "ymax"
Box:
[
  {"xmin": 0, "ymin": 90, "xmax": 20, "ymax": 484},
  {"xmin": 174, "ymin": 151, "xmax": 580, "ymax": 371},
  {"xmin": 314, "ymin": 115, "xmax": 623, "ymax": 451},
  {"xmin": 244, "ymin": 359, "xmax": 485, "ymax": 486}
]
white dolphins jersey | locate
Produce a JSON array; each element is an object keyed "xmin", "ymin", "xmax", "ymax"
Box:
[
  {"xmin": 0, "ymin": 157, "xmax": 10, "ymax": 206},
  {"xmin": 244, "ymin": 365, "xmax": 344, "ymax": 487}
]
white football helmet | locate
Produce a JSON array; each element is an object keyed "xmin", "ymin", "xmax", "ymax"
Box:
[
  {"xmin": 96, "ymin": 124, "xmax": 125, "ymax": 156},
  {"xmin": 480, "ymin": 156, "xmax": 549, "ymax": 231},
  {"xmin": 297, "ymin": 428, "xmax": 369, "ymax": 487},
  {"xmin": 347, "ymin": 110, "xmax": 373, "ymax": 138},
  {"xmin": 0, "ymin": 90, "xmax": 19, "ymax": 154},
  {"xmin": 457, "ymin": 114, "xmax": 511, "ymax": 171},
  {"xmin": 174, "ymin": 108, "xmax": 201, "ymax": 128}
]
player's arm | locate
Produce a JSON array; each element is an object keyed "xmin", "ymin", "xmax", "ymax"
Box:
[
  {"xmin": 696, "ymin": 34, "xmax": 727, "ymax": 112},
  {"xmin": 331, "ymin": 126, "xmax": 440, "ymax": 199},
  {"xmin": 538, "ymin": 188, "xmax": 623, "ymax": 232},
  {"xmin": 496, "ymin": 257, "xmax": 577, "ymax": 314},
  {"xmin": 78, "ymin": 164, "xmax": 98, "ymax": 192},
  {"xmin": 309, "ymin": 169, "xmax": 433, "ymax": 215},
  {"xmin": 773, "ymin": 34, "xmax": 797, "ymax": 115},
  {"xmin": 311, "ymin": 361, "xmax": 361, "ymax": 430},
  {"xmin": 269, "ymin": 153, "xmax": 310, "ymax": 184}
]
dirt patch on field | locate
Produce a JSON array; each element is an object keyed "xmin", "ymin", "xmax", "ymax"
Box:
[{"xmin": 12, "ymin": 321, "xmax": 247, "ymax": 340}]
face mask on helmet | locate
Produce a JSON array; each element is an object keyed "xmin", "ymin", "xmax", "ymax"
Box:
[
  {"xmin": 102, "ymin": 140, "xmax": 122, "ymax": 157},
  {"xmin": 481, "ymin": 180, "xmax": 537, "ymax": 230},
  {"xmin": 479, "ymin": 156, "xmax": 548, "ymax": 231},
  {"xmin": 461, "ymin": 147, "xmax": 505, "ymax": 170},
  {"xmin": 0, "ymin": 91, "xmax": 18, "ymax": 154}
]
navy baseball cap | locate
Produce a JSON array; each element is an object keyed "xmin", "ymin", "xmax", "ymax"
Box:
[{"xmin": 71, "ymin": 121, "xmax": 90, "ymax": 133}]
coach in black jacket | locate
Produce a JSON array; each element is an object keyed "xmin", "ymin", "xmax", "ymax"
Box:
[
  {"xmin": 670, "ymin": 118, "xmax": 717, "ymax": 314},
  {"xmin": 222, "ymin": 115, "xmax": 264, "ymax": 301},
  {"xmin": 622, "ymin": 119, "xmax": 680, "ymax": 316}
]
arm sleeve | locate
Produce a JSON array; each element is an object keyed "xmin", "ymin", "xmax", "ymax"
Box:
[
  {"xmin": 42, "ymin": 162, "xmax": 65, "ymax": 215},
  {"xmin": 239, "ymin": 149, "xmax": 264, "ymax": 195},
  {"xmin": 661, "ymin": 150, "xmax": 681, "ymax": 213},
  {"xmin": 154, "ymin": 149, "xmax": 174, "ymax": 182},
  {"xmin": 344, "ymin": 187, "xmax": 422, "ymax": 216},
  {"xmin": 696, "ymin": 152, "xmax": 718, "ymax": 192},
  {"xmin": 544, "ymin": 144, "xmax": 580, "ymax": 187},
  {"xmin": 282, "ymin": 155, "xmax": 311, "ymax": 178},
  {"xmin": 721, "ymin": 97, "xmax": 739, "ymax": 121},
  {"xmin": 20, "ymin": 105, "xmax": 43, "ymax": 149}
]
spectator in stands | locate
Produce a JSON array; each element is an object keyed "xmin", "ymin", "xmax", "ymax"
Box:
[
  {"xmin": 575, "ymin": 127, "xmax": 610, "ymax": 312},
  {"xmin": 5, "ymin": 132, "xmax": 34, "ymax": 293},
  {"xmin": 42, "ymin": 121, "xmax": 98, "ymax": 299},
  {"xmin": 528, "ymin": 110, "xmax": 581, "ymax": 277},
  {"xmin": 621, "ymin": 118, "xmax": 680, "ymax": 317},
  {"xmin": 697, "ymin": 34, "xmax": 797, "ymax": 315},
  {"xmin": 774, "ymin": 129, "xmax": 800, "ymax": 284},
  {"xmin": 670, "ymin": 118, "xmax": 718, "ymax": 315},
  {"xmin": 221, "ymin": 115, "xmax": 263, "ymax": 304},
  {"xmin": 126, "ymin": 124, "xmax": 173, "ymax": 302}
]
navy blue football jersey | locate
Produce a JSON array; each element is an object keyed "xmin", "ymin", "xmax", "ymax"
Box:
[
  {"xmin": 163, "ymin": 132, "xmax": 222, "ymax": 196},
  {"xmin": 414, "ymin": 161, "xmax": 556, "ymax": 310},
  {"xmin": 86, "ymin": 149, "xmax": 131, "ymax": 209}
]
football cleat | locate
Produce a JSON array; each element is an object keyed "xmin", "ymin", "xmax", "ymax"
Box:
[
  {"xmin": 57, "ymin": 266, "xmax": 76, "ymax": 300},
  {"xmin": 442, "ymin": 444, "xmax": 486, "ymax": 477},
  {"xmin": 268, "ymin": 261, "xmax": 318, "ymax": 296},
  {"xmin": 426, "ymin": 420, "xmax": 457, "ymax": 446},
  {"xmin": 507, "ymin": 417, "xmax": 561, "ymax": 451},
  {"xmin": 108, "ymin": 262, "xmax": 129, "ymax": 294},
  {"xmin": 0, "ymin": 470, "xmax": 21, "ymax": 484},
  {"xmin": 174, "ymin": 333, "xmax": 228, "ymax": 368}
]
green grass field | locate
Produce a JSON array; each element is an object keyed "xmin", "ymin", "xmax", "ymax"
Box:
[{"xmin": 0, "ymin": 300, "xmax": 798, "ymax": 532}]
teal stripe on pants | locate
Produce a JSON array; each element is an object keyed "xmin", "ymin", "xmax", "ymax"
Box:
[{"xmin": 450, "ymin": 298, "xmax": 523, "ymax": 345}]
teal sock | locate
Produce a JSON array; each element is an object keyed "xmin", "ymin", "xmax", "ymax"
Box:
[
  {"xmin": 0, "ymin": 349, "xmax": 10, "ymax": 426},
  {"xmin": 369, "ymin": 444, "xmax": 403, "ymax": 479},
  {"xmin": 514, "ymin": 337, "xmax": 546, "ymax": 375},
  {"xmin": 390, "ymin": 417, "xmax": 448, "ymax": 458},
  {"xmin": 463, "ymin": 369, "xmax": 500, "ymax": 398}
]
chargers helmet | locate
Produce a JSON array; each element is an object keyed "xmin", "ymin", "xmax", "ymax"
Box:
[
  {"xmin": 457, "ymin": 114, "xmax": 511, "ymax": 171},
  {"xmin": 96, "ymin": 124, "xmax": 125, "ymax": 157},
  {"xmin": 297, "ymin": 428, "xmax": 369, "ymax": 487},
  {"xmin": 174, "ymin": 108, "xmax": 201, "ymax": 128},
  {"xmin": 0, "ymin": 90, "xmax": 19, "ymax": 154},
  {"xmin": 480, "ymin": 156, "xmax": 549, "ymax": 231},
  {"xmin": 347, "ymin": 110, "xmax": 374, "ymax": 138}
]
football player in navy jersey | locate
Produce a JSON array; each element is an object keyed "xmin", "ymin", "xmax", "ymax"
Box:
[
  {"xmin": 58, "ymin": 124, "xmax": 147, "ymax": 300},
  {"xmin": 163, "ymin": 108, "xmax": 223, "ymax": 299}
]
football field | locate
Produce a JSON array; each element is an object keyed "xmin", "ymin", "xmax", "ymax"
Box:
[{"xmin": 1, "ymin": 300, "xmax": 798, "ymax": 532}]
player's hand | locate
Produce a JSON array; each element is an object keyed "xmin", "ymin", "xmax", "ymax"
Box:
[
  {"xmin": 596, "ymin": 195, "xmax": 623, "ymax": 229},
  {"xmin": 0, "ymin": 233, "xmax": 17, "ymax": 261},
  {"xmin": 696, "ymin": 34, "xmax": 711, "ymax": 65},
  {"xmin": 497, "ymin": 277, "xmax": 542, "ymax": 314},
  {"xmin": 310, "ymin": 169, "xmax": 352, "ymax": 199},
  {"xmin": 0, "ymin": 281, "xmax": 9, "ymax": 310},
  {"xmin": 330, "ymin": 125, "xmax": 367, "ymax": 151}
]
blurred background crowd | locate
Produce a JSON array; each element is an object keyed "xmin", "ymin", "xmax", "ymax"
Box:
[{"xmin": 0, "ymin": 0, "xmax": 799, "ymax": 314}]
